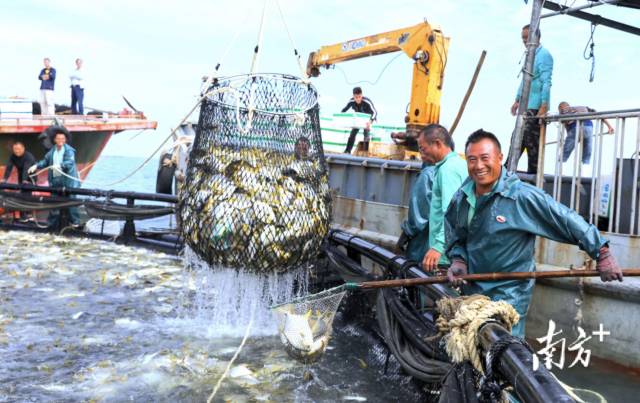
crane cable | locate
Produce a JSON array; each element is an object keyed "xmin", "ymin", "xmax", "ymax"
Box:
[
  {"xmin": 334, "ymin": 53, "xmax": 403, "ymax": 87},
  {"xmin": 273, "ymin": 0, "xmax": 309, "ymax": 81}
]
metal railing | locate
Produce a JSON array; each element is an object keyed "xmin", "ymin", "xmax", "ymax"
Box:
[{"xmin": 539, "ymin": 108, "xmax": 640, "ymax": 235}]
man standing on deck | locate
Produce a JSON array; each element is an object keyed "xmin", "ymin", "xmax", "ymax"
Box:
[
  {"xmin": 419, "ymin": 124, "xmax": 468, "ymax": 272},
  {"xmin": 70, "ymin": 58, "xmax": 85, "ymax": 115},
  {"xmin": 28, "ymin": 129, "xmax": 81, "ymax": 228},
  {"xmin": 445, "ymin": 129, "xmax": 622, "ymax": 338},
  {"xmin": 341, "ymin": 87, "xmax": 377, "ymax": 154},
  {"xmin": 38, "ymin": 58, "xmax": 56, "ymax": 116},
  {"xmin": 507, "ymin": 25, "xmax": 553, "ymax": 174}
]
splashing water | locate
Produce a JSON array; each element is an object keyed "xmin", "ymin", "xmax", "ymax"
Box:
[{"xmin": 180, "ymin": 246, "xmax": 309, "ymax": 337}]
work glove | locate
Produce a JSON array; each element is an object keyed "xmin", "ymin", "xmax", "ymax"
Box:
[
  {"xmin": 396, "ymin": 231, "xmax": 409, "ymax": 253},
  {"xmin": 27, "ymin": 164, "xmax": 38, "ymax": 175},
  {"xmin": 596, "ymin": 246, "xmax": 623, "ymax": 282},
  {"xmin": 447, "ymin": 258, "xmax": 468, "ymax": 286}
]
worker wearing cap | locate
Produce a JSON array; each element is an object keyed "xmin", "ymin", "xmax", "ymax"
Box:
[{"xmin": 445, "ymin": 129, "xmax": 622, "ymax": 338}]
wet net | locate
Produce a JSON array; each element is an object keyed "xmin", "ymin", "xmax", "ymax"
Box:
[
  {"xmin": 179, "ymin": 74, "xmax": 331, "ymax": 273},
  {"xmin": 271, "ymin": 285, "xmax": 347, "ymax": 363}
]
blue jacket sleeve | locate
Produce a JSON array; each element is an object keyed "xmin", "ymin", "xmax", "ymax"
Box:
[
  {"xmin": 519, "ymin": 185, "xmax": 606, "ymax": 259},
  {"xmin": 36, "ymin": 151, "xmax": 52, "ymax": 170},
  {"xmin": 445, "ymin": 193, "xmax": 469, "ymax": 262},
  {"xmin": 61, "ymin": 148, "xmax": 76, "ymax": 173},
  {"xmin": 49, "ymin": 68, "xmax": 56, "ymax": 81},
  {"xmin": 38, "ymin": 69, "xmax": 44, "ymax": 81},
  {"xmin": 538, "ymin": 51, "xmax": 553, "ymax": 106}
]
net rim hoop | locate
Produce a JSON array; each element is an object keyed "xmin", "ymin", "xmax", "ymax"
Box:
[
  {"xmin": 204, "ymin": 72, "xmax": 319, "ymax": 116},
  {"xmin": 269, "ymin": 283, "xmax": 347, "ymax": 310}
]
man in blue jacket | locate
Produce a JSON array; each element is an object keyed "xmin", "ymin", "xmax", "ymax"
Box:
[
  {"xmin": 445, "ymin": 129, "xmax": 622, "ymax": 338},
  {"xmin": 38, "ymin": 58, "xmax": 56, "ymax": 116},
  {"xmin": 509, "ymin": 25, "xmax": 553, "ymax": 174},
  {"xmin": 29, "ymin": 129, "xmax": 81, "ymax": 228},
  {"xmin": 397, "ymin": 159, "xmax": 435, "ymax": 262}
]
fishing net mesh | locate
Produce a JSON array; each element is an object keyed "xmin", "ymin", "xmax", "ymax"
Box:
[
  {"xmin": 271, "ymin": 285, "xmax": 347, "ymax": 362},
  {"xmin": 179, "ymin": 74, "xmax": 331, "ymax": 273}
]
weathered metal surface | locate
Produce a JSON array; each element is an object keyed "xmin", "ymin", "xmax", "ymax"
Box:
[{"xmin": 327, "ymin": 153, "xmax": 420, "ymax": 206}]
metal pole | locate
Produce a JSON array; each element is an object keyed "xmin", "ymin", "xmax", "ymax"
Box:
[
  {"xmin": 540, "ymin": 0, "xmax": 620, "ymax": 19},
  {"xmin": 450, "ymin": 50, "xmax": 487, "ymax": 135},
  {"xmin": 508, "ymin": 0, "xmax": 544, "ymax": 171}
]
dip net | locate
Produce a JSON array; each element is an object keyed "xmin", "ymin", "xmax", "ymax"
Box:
[
  {"xmin": 271, "ymin": 285, "xmax": 347, "ymax": 363},
  {"xmin": 179, "ymin": 74, "xmax": 331, "ymax": 274}
]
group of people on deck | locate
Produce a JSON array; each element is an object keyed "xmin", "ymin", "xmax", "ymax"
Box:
[
  {"xmin": 397, "ymin": 24, "xmax": 623, "ymax": 338},
  {"xmin": 38, "ymin": 57, "xmax": 86, "ymax": 116}
]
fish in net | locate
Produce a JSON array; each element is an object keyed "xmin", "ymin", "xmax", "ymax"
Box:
[
  {"xmin": 271, "ymin": 285, "xmax": 347, "ymax": 363},
  {"xmin": 179, "ymin": 74, "xmax": 331, "ymax": 273}
]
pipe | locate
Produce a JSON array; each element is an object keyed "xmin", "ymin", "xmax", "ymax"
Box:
[
  {"xmin": 0, "ymin": 182, "xmax": 178, "ymax": 203},
  {"xmin": 540, "ymin": 0, "xmax": 620, "ymax": 19}
]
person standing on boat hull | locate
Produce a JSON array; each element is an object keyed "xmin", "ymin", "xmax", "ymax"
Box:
[
  {"xmin": 28, "ymin": 129, "xmax": 81, "ymax": 228},
  {"xmin": 69, "ymin": 58, "xmax": 85, "ymax": 115},
  {"xmin": 445, "ymin": 130, "xmax": 622, "ymax": 338},
  {"xmin": 38, "ymin": 58, "xmax": 56, "ymax": 116}
]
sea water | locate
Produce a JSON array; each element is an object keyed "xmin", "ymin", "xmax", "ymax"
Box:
[{"xmin": 0, "ymin": 156, "xmax": 422, "ymax": 401}]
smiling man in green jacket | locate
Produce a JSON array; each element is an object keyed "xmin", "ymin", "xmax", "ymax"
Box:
[{"xmin": 445, "ymin": 129, "xmax": 622, "ymax": 338}]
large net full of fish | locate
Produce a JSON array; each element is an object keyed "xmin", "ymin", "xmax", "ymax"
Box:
[{"xmin": 180, "ymin": 74, "xmax": 331, "ymax": 274}]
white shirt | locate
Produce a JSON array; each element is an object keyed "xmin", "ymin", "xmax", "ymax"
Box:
[{"xmin": 70, "ymin": 68, "xmax": 84, "ymax": 88}]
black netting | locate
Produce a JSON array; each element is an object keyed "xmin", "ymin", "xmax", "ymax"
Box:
[{"xmin": 179, "ymin": 74, "xmax": 331, "ymax": 273}]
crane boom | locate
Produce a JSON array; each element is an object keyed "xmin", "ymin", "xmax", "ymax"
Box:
[{"xmin": 306, "ymin": 21, "xmax": 450, "ymax": 138}]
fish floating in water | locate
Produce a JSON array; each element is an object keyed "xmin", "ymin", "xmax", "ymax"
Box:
[{"xmin": 180, "ymin": 145, "xmax": 331, "ymax": 273}]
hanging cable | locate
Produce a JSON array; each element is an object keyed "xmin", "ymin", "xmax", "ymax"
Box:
[
  {"xmin": 274, "ymin": 0, "xmax": 308, "ymax": 81},
  {"xmin": 334, "ymin": 53, "xmax": 403, "ymax": 86},
  {"xmin": 250, "ymin": 0, "xmax": 269, "ymax": 74},
  {"xmin": 201, "ymin": 1, "xmax": 254, "ymax": 93},
  {"xmin": 583, "ymin": 22, "xmax": 597, "ymax": 82}
]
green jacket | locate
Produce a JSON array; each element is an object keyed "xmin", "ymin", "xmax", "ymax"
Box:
[
  {"xmin": 401, "ymin": 163, "xmax": 435, "ymax": 262},
  {"xmin": 445, "ymin": 169, "xmax": 606, "ymax": 330},
  {"xmin": 36, "ymin": 144, "xmax": 80, "ymax": 188},
  {"xmin": 428, "ymin": 151, "xmax": 468, "ymax": 265}
]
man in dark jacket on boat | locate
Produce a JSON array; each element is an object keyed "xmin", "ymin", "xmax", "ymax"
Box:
[
  {"xmin": 341, "ymin": 87, "xmax": 377, "ymax": 154},
  {"xmin": 2, "ymin": 142, "xmax": 36, "ymax": 184},
  {"xmin": 28, "ymin": 129, "xmax": 81, "ymax": 228},
  {"xmin": 445, "ymin": 129, "xmax": 622, "ymax": 338}
]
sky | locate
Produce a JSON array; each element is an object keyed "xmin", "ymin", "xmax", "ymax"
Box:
[{"xmin": 1, "ymin": 0, "xmax": 639, "ymax": 169}]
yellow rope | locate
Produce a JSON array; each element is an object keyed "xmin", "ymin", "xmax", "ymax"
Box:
[{"xmin": 435, "ymin": 295, "xmax": 520, "ymax": 373}]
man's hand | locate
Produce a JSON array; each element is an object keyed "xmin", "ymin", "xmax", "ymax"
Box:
[
  {"xmin": 27, "ymin": 165, "xmax": 38, "ymax": 175},
  {"xmin": 447, "ymin": 258, "xmax": 468, "ymax": 286},
  {"xmin": 510, "ymin": 101, "xmax": 519, "ymax": 116},
  {"xmin": 536, "ymin": 104, "xmax": 548, "ymax": 118},
  {"xmin": 422, "ymin": 248, "xmax": 442, "ymax": 272},
  {"xmin": 365, "ymin": 121, "xmax": 372, "ymax": 130},
  {"xmin": 596, "ymin": 246, "xmax": 623, "ymax": 282},
  {"xmin": 396, "ymin": 232, "xmax": 409, "ymax": 253}
]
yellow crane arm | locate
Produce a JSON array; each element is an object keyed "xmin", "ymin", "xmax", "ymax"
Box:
[{"xmin": 306, "ymin": 21, "xmax": 449, "ymax": 133}]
